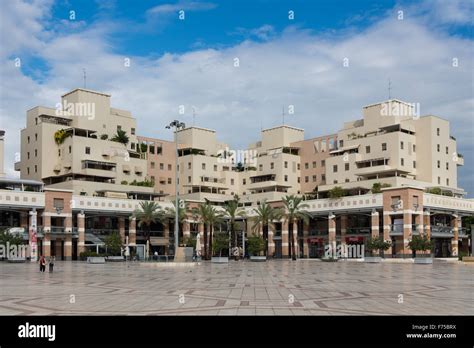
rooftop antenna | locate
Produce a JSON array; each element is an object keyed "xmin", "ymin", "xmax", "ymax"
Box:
[
  {"xmin": 83, "ymin": 68, "xmax": 87, "ymax": 89},
  {"xmin": 192, "ymin": 106, "xmax": 196, "ymax": 126},
  {"xmin": 282, "ymin": 106, "xmax": 285, "ymax": 125},
  {"xmin": 388, "ymin": 78, "xmax": 392, "ymax": 100}
]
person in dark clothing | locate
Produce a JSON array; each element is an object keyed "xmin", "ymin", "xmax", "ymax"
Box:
[
  {"xmin": 39, "ymin": 256, "xmax": 46, "ymax": 272},
  {"xmin": 49, "ymin": 256, "xmax": 55, "ymax": 273}
]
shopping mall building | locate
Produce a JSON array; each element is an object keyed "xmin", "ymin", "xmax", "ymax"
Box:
[{"xmin": 0, "ymin": 88, "xmax": 472, "ymax": 260}]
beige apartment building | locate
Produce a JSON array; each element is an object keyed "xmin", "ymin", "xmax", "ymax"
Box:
[{"xmin": 1, "ymin": 89, "xmax": 472, "ymax": 261}]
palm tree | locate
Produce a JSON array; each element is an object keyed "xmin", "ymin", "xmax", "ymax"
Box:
[
  {"xmin": 191, "ymin": 200, "xmax": 223, "ymax": 260},
  {"xmin": 222, "ymin": 196, "xmax": 246, "ymax": 259},
  {"xmin": 163, "ymin": 199, "xmax": 189, "ymax": 246},
  {"xmin": 111, "ymin": 129, "xmax": 129, "ymax": 145},
  {"xmin": 282, "ymin": 195, "xmax": 311, "ymax": 261},
  {"xmin": 133, "ymin": 201, "xmax": 162, "ymax": 255},
  {"xmin": 252, "ymin": 200, "xmax": 283, "ymax": 257}
]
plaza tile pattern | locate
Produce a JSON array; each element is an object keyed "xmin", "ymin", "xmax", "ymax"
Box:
[{"xmin": 0, "ymin": 260, "xmax": 472, "ymax": 315}]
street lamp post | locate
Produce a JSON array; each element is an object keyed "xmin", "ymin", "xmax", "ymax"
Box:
[{"xmin": 166, "ymin": 120, "xmax": 186, "ymax": 259}]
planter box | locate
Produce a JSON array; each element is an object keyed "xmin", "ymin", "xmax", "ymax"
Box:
[
  {"xmin": 414, "ymin": 258, "xmax": 433, "ymax": 264},
  {"xmin": 250, "ymin": 256, "xmax": 267, "ymax": 262},
  {"xmin": 364, "ymin": 257, "xmax": 382, "ymax": 263},
  {"xmin": 87, "ymin": 257, "xmax": 106, "ymax": 264},
  {"xmin": 7, "ymin": 257, "xmax": 27, "ymax": 263},
  {"xmin": 321, "ymin": 257, "xmax": 338, "ymax": 262},
  {"xmin": 211, "ymin": 257, "xmax": 229, "ymax": 264},
  {"xmin": 106, "ymin": 256, "xmax": 125, "ymax": 262}
]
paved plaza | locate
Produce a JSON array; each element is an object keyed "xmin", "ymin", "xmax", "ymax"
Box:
[{"xmin": 0, "ymin": 260, "xmax": 472, "ymax": 316}]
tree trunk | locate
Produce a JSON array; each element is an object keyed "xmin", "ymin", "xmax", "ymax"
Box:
[
  {"xmin": 209, "ymin": 225, "xmax": 213, "ymax": 259},
  {"xmin": 263, "ymin": 224, "xmax": 268, "ymax": 257},
  {"xmin": 203, "ymin": 224, "xmax": 208, "ymax": 260},
  {"xmin": 290, "ymin": 221, "xmax": 296, "ymax": 261}
]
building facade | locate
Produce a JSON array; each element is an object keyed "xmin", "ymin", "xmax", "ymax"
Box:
[{"xmin": 0, "ymin": 89, "xmax": 472, "ymax": 261}]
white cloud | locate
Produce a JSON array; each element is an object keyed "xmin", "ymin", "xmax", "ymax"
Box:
[
  {"xmin": 147, "ymin": 1, "xmax": 217, "ymax": 16},
  {"xmin": 0, "ymin": 0, "xmax": 472, "ymax": 195}
]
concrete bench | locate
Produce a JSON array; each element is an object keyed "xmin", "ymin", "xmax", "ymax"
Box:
[
  {"xmin": 87, "ymin": 257, "xmax": 106, "ymax": 264},
  {"xmin": 106, "ymin": 256, "xmax": 125, "ymax": 262}
]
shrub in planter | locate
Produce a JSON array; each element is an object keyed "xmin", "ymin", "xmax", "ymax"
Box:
[
  {"xmin": 408, "ymin": 235, "xmax": 433, "ymax": 258},
  {"xmin": 366, "ymin": 237, "xmax": 392, "ymax": 258},
  {"xmin": 212, "ymin": 232, "xmax": 229, "ymax": 258},
  {"xmin": 247, "ymin": 235, "xmax": 265, "ymax": 258},
  {"xmin": 79, "ymin": 251, "xmax": 99, "ymax": 261}
]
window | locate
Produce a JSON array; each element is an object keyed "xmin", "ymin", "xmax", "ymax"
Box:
[
  {"xmin": 446, "ymin": 146, "xmax": 448, "ymax": 155},
  {"xmin": 345, "ymin": 178, "xmax": 349, "ymax": 183},
  {"xmin": 321, "ymin": 160, "xmax": 325, "ymax": 167},
  {"xmin": 27, "ymin": 167, "xmax": 30, "ymax": 175},
  {"xmin": 58, "ymin": 149, "xmax": 61, "ymax": 157},
  {"xmin": 188, "ymin": 162, "xmax": 191, "ymax": 169},
  {"xmin": 297, "ymin": 163, "xmax": 300, "ymax": 170},
  {"xmin": 333, "ymin": 180, "xmax": 338, "ymax": 184},
  {"xmin": 131, "ymin": 143, "xmax": 135, "ymax": 150},
  {"xmin": 270, "ymin": 162, "xmax": 274, "ymax": 169},
  {"xmin": 202, "ymin": 163, "xmax": 206, "ymax": 170},
  {"xmin": 243, "ymin": 179, "xmax": 246, "ymax": 185},
  {"xmin": 438, "ymin": 177, "xmax": 441, "ymax": 184},
  {"xmin": 437, "ymin": 144, "xmax": 440, "ymax": 152},
  {"xmin": 151, "ymin": 162, "xmax": 155, "ymax": 169},
  {"xmin": 35, "ymin": 149, "xmax": 37, "ymax": 157},
  {"xmin": 312, "ymin": 161, "xmax": 316, "ymax": 168},
  {"xmin": 151, "ymin": 176, "xmax": 155, "ymax": 183},
  {"xmin": 333, "ymin": 165, "xmax": 338, "ymax": 173},
  {"xmin": 35, "ymin": 133, "xmax": 37, "ymax": 141},
  {"xmin": 305, "ymin": 176, "xmax": 309, "ymax": 183},
  {"xmin": 413, "ymin": 144, "xmax": 416, "ymax": 152},
  {"xmin": 85, "ymin": 147, "xmax": 90, "ymax": 155},
  {"xmin": 117, "ymin": 125, "xmax": 122, "ymax": 131},
  {"xmin": 149, "ymin": 146, "xmax": 155, "ymax": 154},
  {"xmin": 69, "ymin": 146, "xmax": 71, "ymax": 154},
  {"xmin": 437, "ymin": 128, "xmax": 440, "ymax": 136},
  {"xmin": 345, "ymin": 163, "xmax": 349, "ymax": 171},
  {"xmin": 284, "ymin": 175, "xmax": 288, "ymax": 182},
  {"xmin": 366, "ymin": 146, "xmax": 370, "ymax": 154},
  {"xmin": 437, "ymin": 160, "xmax": 440, "ymax": 168},
  {"xmin": 168, "ymin": 164, "xmax": 172, "ymax": 170},
  {"xmin": 322, "ymin": 174, "xmax": 326, "ymax": 182},
  {"xmin": 34, "ymin": 165, "xmax": 37, "ymax": 173},
  {"xmin": 53, "ymin": 198, "xmax": 64, "ymax": 210},
  {"xmin": 382, "ymin": 143, "xmax": 387, "ymax": 151},
  {"xmin": 413, "ymin": 161, "xmax": 416, "ymax": 168},
  {"xmin": 305, "ymin": 163, "xmax": 309, "ymax": 169},
  {"xmin": 160, "ymin": 163, "xmax": 164, "ymax": 170},
  {"xmin": 446, "ymin": 162, "xmax": 449, "ymax": 170},
  {"xmin": 168, "ymin": 178, "xmax": 172, "ymax": 184},
  {"xmin": 312, "ymin": 175, "xmax": 317, "ymax": 182},
  {"xmin": 27, "ymin": 152, "xmax": 30, "ymax": 159},
  {"xmin": 297, "ymin": 177, "xmax": 300, "ymax": 183},
  {"xmin": 259, "ymin": 164, "xmax": 263, "ymax": 171},
  {"xmin": 131, "ymin": 128, "xmax": 135, "ymax": 135},
  {"xmin": 231, "ymin": 179, "xmax": 234, "ymax": 185},
  {"xmin": 400, "ymin": 141, "xmax": 404, "ymax": 150},
  {"xmin": 391, "ymin": 196, "xmax": 401, "ymax": 206},
  {"xmin": 284, "ymin": 161, "xmax": 288, "ymax": 169},
  {"xmin": 339, "ymin": 140, "xmax": 344, "ymax": 148},
  {"xmin": 401, "ymin": 158, "xmax": 404, "ymax": 166},
  {"xmin": 188, "ymin": 176, "xmax": 191, "ymax": 183},
  {"xmin": 446, "ymin": 178, "xmax": 449, "ymax": 186},
  {"xmin": 35, "ymin": 118, "xmax": 38, "ymax": 125},
  {"xmin": 27, "ymin": 136, "xmax": 30, "ymax": 144},
  {"xmin": 214, "ymin": 165, "xmax": 218, "ymax": 171}
]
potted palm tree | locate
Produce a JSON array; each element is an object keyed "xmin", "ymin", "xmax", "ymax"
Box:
[
  {"xmin": 247, "ymin": 235, "xmax": 266, "ymax": 261},
  {"xmin": 251, "ymin": 200, "xmax": 282, "ymax": 260},
  {"xmin": 409, "ymin": 235, "xmax": 434, "ymax": 264},
  {"xmin": 211, "ymin": 232, "xmax": 229, "ymax": 263},
  {"xmin": 282, "ymin": 195, "xmax": 311, "ymax": 260},
  {"xmin": 222, "ymin": 196, "xmax": 246, "ymax": 260},
  {"xmin": 133, "ymin": 201, "xmax": 162, "ymax": 259}
]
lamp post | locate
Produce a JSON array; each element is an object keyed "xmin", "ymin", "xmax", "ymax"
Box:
[{"xmin": 166, "ymin": 120, "xmax": 186, "ymax": 258}]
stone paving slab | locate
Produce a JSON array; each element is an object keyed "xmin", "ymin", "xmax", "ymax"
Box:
[{"xmin": 0, "ymin": 260, "xmax": 472, "ymax": 315}]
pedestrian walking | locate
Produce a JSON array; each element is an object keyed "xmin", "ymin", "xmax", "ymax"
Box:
[
  {"xmin": 49, "ymin": 256, "xmax": 55, "ymax": 273},
  {"xmin": 39, "ymin": 256, "xmax": 46, "ymax": 272}
]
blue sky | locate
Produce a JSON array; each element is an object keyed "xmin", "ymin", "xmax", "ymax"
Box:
[{"xmin": 0, "ymin": 0, "xmax": 473, "ymax": 195}]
